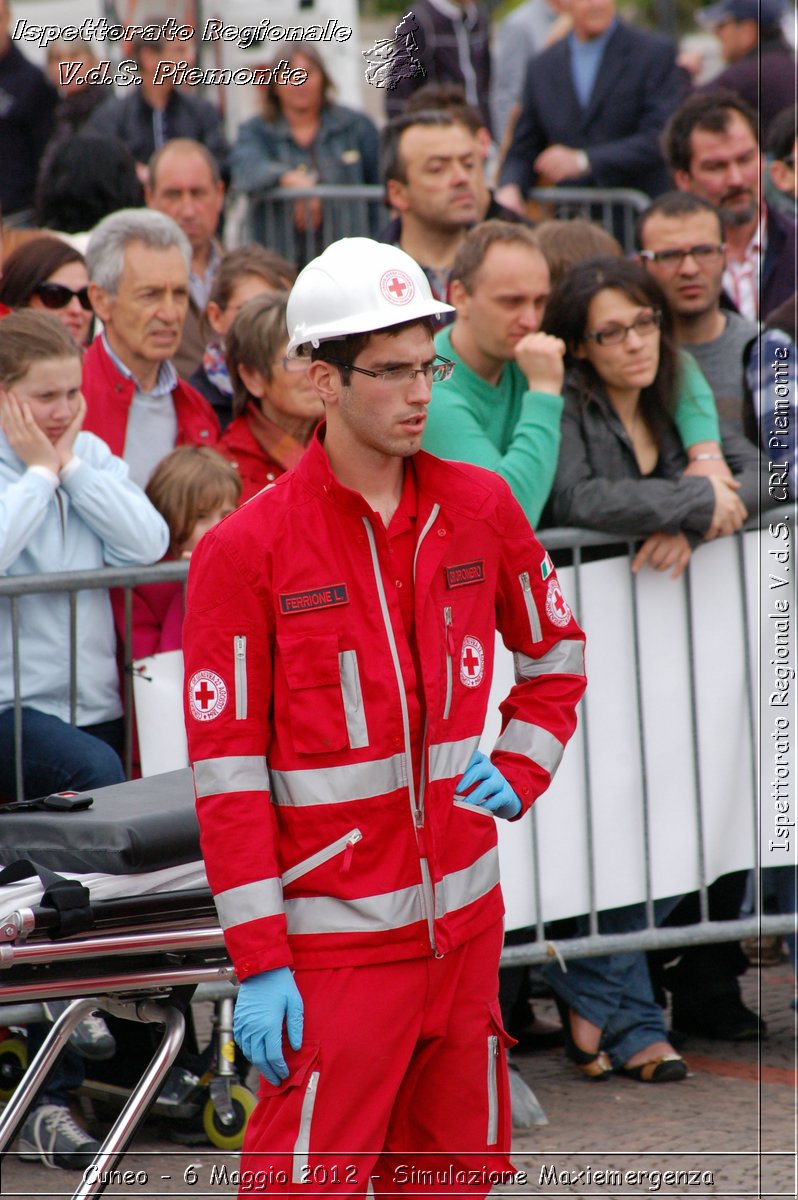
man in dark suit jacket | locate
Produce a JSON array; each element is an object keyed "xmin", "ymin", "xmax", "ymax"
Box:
[{"xmin": 496, "ymin": 0, "xmax": 685, "ymax": 210}]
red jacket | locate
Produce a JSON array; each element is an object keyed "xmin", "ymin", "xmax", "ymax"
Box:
[
  {"xmin": 81, "ymin": 336, "xmax": 219, "ymax": 457},
  {"xmin": 217, "ymin": 413, "xmax": 284, "ymax": 504},
  {"xmin": 183, "ymin": 431, "xmax": 586, "ymax": 980}
]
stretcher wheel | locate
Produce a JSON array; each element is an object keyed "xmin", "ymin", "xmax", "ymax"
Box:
[
  {"xmin": 202, "ymin": 1083, "xmax": 256, "ymax": 1150},
  {"xmin": 0, "ymin": 1036, "xmax": 27, "ymax": 1101}
]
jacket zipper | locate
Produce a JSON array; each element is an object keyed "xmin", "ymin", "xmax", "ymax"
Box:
[
  {"xmin": 281, "ymin": 829, "xmax": 362, "ymax": 887},
  {"xmin": 487, "ymin": 1034, "xmax": 499, "ymax": 1145},
  {"xmin": 234, "ymin": 635, "xmax": 247, "ymax": 719},
  {"xmin": 443, "ymin": 606, "xmax": 454, "ymax": 720},
  {"xmin": 364, "ymin": 510, "xmax": 440, "ymax": 953},
  {"xmin": 518, "ymin": 571, "xmax": 542, "ymax": 643}
]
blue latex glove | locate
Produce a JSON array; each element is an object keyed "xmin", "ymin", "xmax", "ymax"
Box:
[
  {"xmin": 233, "ymin": 966, "xmax": 304, "ymax": 1085},
  {"xmin": 455, "ymin": 751, "xmax": 522, "ymax": 820}
]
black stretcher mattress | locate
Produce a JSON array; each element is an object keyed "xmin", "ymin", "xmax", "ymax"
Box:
[{"xmin": 0, "ymin": 770, "xmax": 200, "ymax": 875}]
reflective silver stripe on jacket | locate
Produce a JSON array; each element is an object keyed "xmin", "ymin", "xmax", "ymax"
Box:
[
  {"xmin": 434, "ymin": 846, "xmax": 500, "ymax": 917},
  {"xmin": 285, "ymin": 882, "xmax": 425, "ymax": 936},
  {"xmin": 493, "ymin": 718, "xmax": 564, "ymax": 776},
  {"xmin": 215, "ymin": 877, "xmax": 284, "ymax": 929},
  {"xmin": 428, "ymin": 735, "xmax": 481, "ymax": 782},
  {"xmin": 513, "ymin": 639, "xmax": 585, "ymax": 682},
  {"xmin": 270, "ymin": 753, "xmax": 406, "ymax": 807},
  {"xmin": 339, "ymin": 650, "xmax": 369, "ymax": 749},
  {"xmin": 193, "ymin": 755, "xmax": 269, "ymax": 798}
]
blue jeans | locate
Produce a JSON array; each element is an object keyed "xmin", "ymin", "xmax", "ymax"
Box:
[
  {"xmin": 542, "ymin": 897, "xmax": 680, "ymax": 1069},
  {"xmin": 0, "ymin": 707, "xmax": 124, "ymax": 799}
]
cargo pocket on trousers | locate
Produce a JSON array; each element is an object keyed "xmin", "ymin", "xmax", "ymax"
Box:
[
  {"xmin": 258, "ymin": 1042, "xmax": 321, "ymax": 1185},
  {"xmin": 278, "ymin": 634, "xmax": 348, "ymax": 754},
  {"xmin": 486, "ymin": 1005, "xmax": 516, "ymax": 1147}
]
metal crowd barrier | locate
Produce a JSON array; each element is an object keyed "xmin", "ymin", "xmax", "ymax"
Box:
[
  {"xmin": 0, "ymin": 519, "xmax": 793, "ymax": 963},
  {"xmin": 229, "ymin": 184, "xmax": 650, "ymax": 259}
]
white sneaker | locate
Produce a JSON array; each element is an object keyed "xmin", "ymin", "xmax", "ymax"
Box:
[
  {"xmin": 18, "ymin": 1103, "xmax": 101, "ymax": 1170},
  {"xmin": 42, "ymin": 1001, "xmax": 116, "ymax": 1060}
]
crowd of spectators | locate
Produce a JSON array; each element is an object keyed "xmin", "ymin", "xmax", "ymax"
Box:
[{"xmin": 0, "ymin": 0, "xmax": 794, "ymax": 1173}]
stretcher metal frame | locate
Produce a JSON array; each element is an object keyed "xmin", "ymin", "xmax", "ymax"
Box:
[{"xmin": 0, "ymin": 884, "xmax": 234, "ymax": 1199}]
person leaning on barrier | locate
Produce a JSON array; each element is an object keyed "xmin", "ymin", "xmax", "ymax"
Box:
[
  {"xmin": 532, "ymin": 258, "xmax": 760, "ymax": 1084},
  {"xmin": 0, "ymin": 311, "xmax": 169, "ymax": 1169},
  {"xmin": 182, "ymin": 236, "xmax": 586, "ymax": 1194},
  {"xmin": 230, "ymin": 41, "xmax": 379, "ymax": 241}
]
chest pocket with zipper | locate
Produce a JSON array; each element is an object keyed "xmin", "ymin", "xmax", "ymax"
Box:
[{"xmin": 277, "ymin": 633, "xmax": 352, "ymax": 755}]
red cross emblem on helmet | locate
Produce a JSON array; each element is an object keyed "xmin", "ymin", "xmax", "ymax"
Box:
[
  {"xmin": 459, "ymin": 636, "xmax": 485, "ymax": 688},
  {"xmin": 380, "ymin": 268, "xmax": 415, "ymax": 305},
  {"xmin": 188, "ymin": 670, "xmax": 228, "ymax": 721}
]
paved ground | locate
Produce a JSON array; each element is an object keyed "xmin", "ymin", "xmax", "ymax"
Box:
[{"xmin": 1, "ymin": 958, "xmax": 794, "ymax": 1199}]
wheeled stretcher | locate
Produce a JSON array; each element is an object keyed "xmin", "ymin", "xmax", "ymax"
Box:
[{"xmin": 0, "ymin": 770, "xmax": 250, "ymax": 1199}]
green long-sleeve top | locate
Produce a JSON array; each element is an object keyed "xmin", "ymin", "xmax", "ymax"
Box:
[{"xmin": 423, "ymin": 326, "xmax": 720, "ymax": 527}]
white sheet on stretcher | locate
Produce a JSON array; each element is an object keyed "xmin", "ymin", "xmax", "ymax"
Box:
[{"xmin": 0, "ymin": 860, "xmax": 209, "ymax": 917}]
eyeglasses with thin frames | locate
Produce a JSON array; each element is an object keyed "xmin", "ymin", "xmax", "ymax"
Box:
[
  {"xmin": 585, "ymin": 310, "xmax": 662, "ymax": 347},
  {"xmin": 322, "ymin": 355, "xmax": 456, "ymax": 386},
  {"xmin": 638, "ymin": 244, "xmax": 726, "ymax": 272}
]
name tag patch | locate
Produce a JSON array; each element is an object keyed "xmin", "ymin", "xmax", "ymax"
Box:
[
  {"xmin": 279, "ymin": 584, "xmax": 349, "ymax": 615},
  {"xmin": 445, "ymin": 560, "xmax": 485, "ymax": 589}
]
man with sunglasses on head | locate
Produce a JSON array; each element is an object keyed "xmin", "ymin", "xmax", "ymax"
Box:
[
  {"xmin": 637, "ymin": 192, "xmax": 758, "ymax": 428},
  {"xmin": 182, "ymin": 237, "xmax": 586, "ymax": 1195}
]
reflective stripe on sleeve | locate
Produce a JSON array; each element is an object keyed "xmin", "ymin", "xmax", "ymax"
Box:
[
  {"xmin": 214, "ymin": 877, "xmax": 284, "ymax": 930},
  {"xmin": 493, "ymin": 718, "xmax": 564, "ymax": 776},
  {"xmin": 513, "ymin": 639, "xmax": 585, "ymax": 682},
  {"xmin": 428, "ymin": 734, "xmax": 481, "ymax": 782},
  {"xmin": 270, "ymin": 753, "xmax": 407, "ymax": 807},
  {"xmin": 193, "ymin": 755, "xmax": 269, "ymax": 798},
  {"xmin": 435, "ymin": 846, "xmax": 500, "ymax": 918},
  {"xmin": 285, "ymin": 882, "xmax": 425, "ymax": 935}
]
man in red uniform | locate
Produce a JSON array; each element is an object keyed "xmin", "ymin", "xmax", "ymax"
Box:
[{"xmin": 182, "ymin": 238, "xmax": 586, "ymax": 1195}]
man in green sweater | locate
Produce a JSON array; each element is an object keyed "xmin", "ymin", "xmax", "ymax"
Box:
[{"xmin": 423, "ymin": 222, "xmax": 566, "ymax": 526}]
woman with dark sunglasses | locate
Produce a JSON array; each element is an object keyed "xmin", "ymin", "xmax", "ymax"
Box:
[{"xmin": 0, "ymin": 236, "xmax": 93, "ymax": 348}]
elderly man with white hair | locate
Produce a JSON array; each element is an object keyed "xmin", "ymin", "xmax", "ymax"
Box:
[{"xmin": 82, "ymin": 208, "xmax": 219, "ymax": 487}]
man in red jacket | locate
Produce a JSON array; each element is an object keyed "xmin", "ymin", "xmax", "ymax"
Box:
[
  {"xmin": 84, "ymin": 208, "xmax": 218, "ymax": 487},
  {"xmin": 183, "ymin": 238, "xmax": 586, "ymax": 1195}
]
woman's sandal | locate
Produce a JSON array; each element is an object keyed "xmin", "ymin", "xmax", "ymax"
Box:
[
  {"xmin": 554, "ymin": 998, "xmax": 612, "ymax": 1081},
  {"xmin": 617, "ymin": 1055, "xmax": 688, "ymax": 1083}
]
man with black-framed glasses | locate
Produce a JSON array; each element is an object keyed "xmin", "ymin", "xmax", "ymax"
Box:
[
  {"xmin": 182, "ymin": 236, "xmax": 586, "ymax": 1194},
  {"xmin": 637, "ymin": 191, "xmax": 758, "ymax": 428}
]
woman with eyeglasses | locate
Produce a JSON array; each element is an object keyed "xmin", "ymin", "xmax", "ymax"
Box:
[
  {"xmin": 541, "ymin": 257, "xmax": 760, "ymax": 579},
  {"xmin": 533, "ymin": 258, "xmax": 761, "ymax": 1086},
  {"xmin": 0, "ymin": 236, "xmax": 94, "ymax": 349},
  {"xmin": 218, "ymin": 292, "xmax": 324, "ymax": 502}
]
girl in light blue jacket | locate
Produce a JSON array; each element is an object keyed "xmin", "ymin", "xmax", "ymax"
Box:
[{"xmin": 0, "ymin": 310, "xmax": 169, "ymax": 800}]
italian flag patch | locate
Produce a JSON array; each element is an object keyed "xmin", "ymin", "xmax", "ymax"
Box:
[{"xmin": 540, "ymin": 553, "xmax": 554, "ymax": 581}]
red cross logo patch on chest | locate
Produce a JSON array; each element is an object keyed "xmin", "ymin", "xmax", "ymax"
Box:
[
  {"xmin": 459, "ymin": 635, "xmax": 485, "ymax": 689},
  {"xmin": 545, "ymin": 577, "xmax": 572, "ymax": 628},
  {"xmin": 379, "ymin": 268, "xmax": 415, "ymax": 306},
  {"xmin": 188, "ymin": 670, "xmax": 228, "ymax": 721}
]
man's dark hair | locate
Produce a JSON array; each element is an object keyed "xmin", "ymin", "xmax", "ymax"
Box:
[
  {"xmin": 662, "ymin": 90, "xmax": 759, "ymax": 175},
  {"xmin": 635, "ymin": 191, "xmax": 724, "ymax": 250},
  {"xmin": 767, "ymin": 106, "xmax": 797, "ymax": 162},
  {"xmin": 450, "ymin": 220, "xmax": 542, "ymax": 292},
  {"xmin": 34, "ymin": 134, "xmax": 143, "ymax": 233},
  {"xmin": 379, "ymin": 112, "xmax": 460, "ymax": 185},
  {"xmin": 310, "ymin": 317, "xmax": 436, "ymax": 382},
  {"xmin": 403, "ymin": 84, "xmax": 484, "ymax": 135}
]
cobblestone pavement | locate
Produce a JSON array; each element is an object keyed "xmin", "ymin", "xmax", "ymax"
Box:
[{"xmin": 1, "ymin": 962, "xmax": 794, "ymax": 1198}]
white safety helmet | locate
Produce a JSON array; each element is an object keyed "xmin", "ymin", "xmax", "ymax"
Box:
[{"xmin": 285, "ymin": 237, "xmax": 455, "ymax": 356}]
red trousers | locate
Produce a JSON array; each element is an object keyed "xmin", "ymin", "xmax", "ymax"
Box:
[{"xmin": 239, "ymin": 920, "xmax": 514, "ymax": 1197}]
